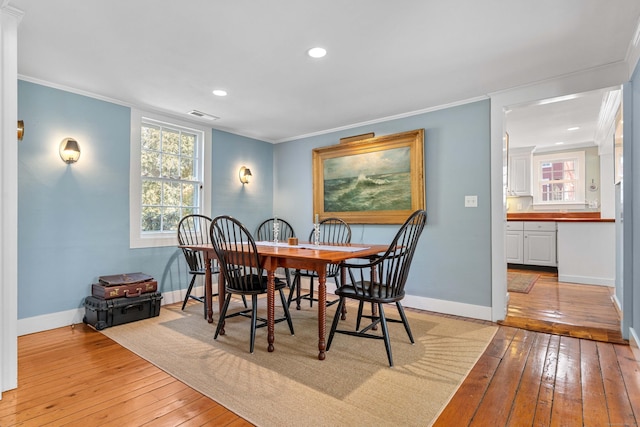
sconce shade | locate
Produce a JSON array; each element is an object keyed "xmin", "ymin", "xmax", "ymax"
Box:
[
  {"xmin": 17, "ymin": 120, "xmax": 24, "ymax": 141},
  {"xmin": 239, "ymin": 166, "xmax": 252, "ymax": 184},
  {"xmin": 59, "ymin": 138, "xmax": 81, "ymax": 164}
]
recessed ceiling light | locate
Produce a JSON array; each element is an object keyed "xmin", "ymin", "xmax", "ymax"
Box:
[
  {"xmin": 555, "ymin": 141, "xmax": 565, "ymax": 145},
  {"xmin": 212, "ymin": 89, "xmax": 227, "ymax": 97},
  {"xmin": 307, "ymin": 47, "xmax": 327, "ymax": 58},
  {"xmin": 567, "ymin": 127, "xmax": 580, "ymax": 131}
]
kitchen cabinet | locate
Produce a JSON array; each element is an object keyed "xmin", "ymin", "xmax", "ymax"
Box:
[
  {"xmin": 507, "ymin": 221, "xmax": 557, "ymax": 267},
  {"xmin": 508, "ymin": 148, "xmax": 533, "ymax": 196},
  {"xmin": 506, "ymin": 221, "xmax": 524, "ymax": 264}
]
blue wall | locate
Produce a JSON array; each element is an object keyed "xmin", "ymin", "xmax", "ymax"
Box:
[
  {"xmin": 275, "ymin": 100, "xmax": 493, "ymax": 306},
  {"xmin": 17, "ymin": 81, "xmax": 274, "ymax": 319}
]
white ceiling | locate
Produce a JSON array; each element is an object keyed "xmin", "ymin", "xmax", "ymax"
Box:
[{"xmin": 10, "ymin": 0, "xmax": 640, "ymax": 143}]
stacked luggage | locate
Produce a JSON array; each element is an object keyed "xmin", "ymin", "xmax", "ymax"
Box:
[{"xmin": 83, "ymin": 272, "xmax": 162, "ymax": 330}]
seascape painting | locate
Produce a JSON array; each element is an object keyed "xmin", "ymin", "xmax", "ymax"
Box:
[
  {"xmin": 312, "ymin": 128, "xmax": 424, "ymax": 224},
  {"xmin": 323, "ymin": 147, "xmax": 411, "ymax": 212}
]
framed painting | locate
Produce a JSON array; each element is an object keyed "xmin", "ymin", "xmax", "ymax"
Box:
[{"xmin": 312, "ymin": 129, "xmax": 425, "ymax": 224}]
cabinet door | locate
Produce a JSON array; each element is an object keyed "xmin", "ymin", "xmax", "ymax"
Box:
[
  {"xmin": 506, "ymin": 231, "xmax": 524, "ymax": 264},
  {"xmin": 524, "ymin": 231, "xmax": 557, "ymax": 266},
  {"xmin": 509, "ymin": 153, "xmax": 531, "ymax": 196}
]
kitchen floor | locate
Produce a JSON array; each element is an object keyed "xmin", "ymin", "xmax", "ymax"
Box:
[{"xmin": 500, "ymin": 267, "xmax": 625, "ymax": 343}]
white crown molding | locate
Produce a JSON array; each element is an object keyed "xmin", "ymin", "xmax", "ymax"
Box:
[{"xmin": 625, "ymin": 15, "xmax": 640, "ymax": 78}]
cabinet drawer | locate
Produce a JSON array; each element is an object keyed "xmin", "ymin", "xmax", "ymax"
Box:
[
  {"xmin": 506, "ymin": 221, "xmax": 524, "ymax": 231},
  {"xmin": 524, "ymin": 221, "xmax": 556, "ymax": 232}
]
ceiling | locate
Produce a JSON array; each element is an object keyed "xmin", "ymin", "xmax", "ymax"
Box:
[{"xmin": 10, "ymin": 1, "xmax": 640, "ymax": 143}]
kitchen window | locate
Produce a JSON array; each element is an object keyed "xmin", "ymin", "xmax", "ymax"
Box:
[
  {"xmin": 532, "ymin": 150, "xmax": 585, "ymax": 207},
  {"xmin": 129, "ymin": 110, "xmax": 211, "ymax": 248}
]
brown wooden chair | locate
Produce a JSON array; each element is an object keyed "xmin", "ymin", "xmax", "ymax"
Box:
[
  {"xmin": 255, "ymin": 217, "xmax": 296, "ymax": 288},
  {"xmin": 288, "ymin": 217, "xmax": 351, "ymax": 310},
  {"xmin": 326, "ymin": 210, "xmax": 427, "ymax": 367},
  {"xmin": 210, "ymin": 215, "xmax": 294, "ymax": 353}
]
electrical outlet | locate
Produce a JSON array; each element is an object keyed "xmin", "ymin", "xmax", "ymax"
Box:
[{"xmin": 464, "ymin": 195, "xmax": 478, "ymax": 208}]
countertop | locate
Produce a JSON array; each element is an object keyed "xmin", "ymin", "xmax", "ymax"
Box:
[{"xmin": 507, "ymin": 212, "xmax": 614, "ymax": 223}]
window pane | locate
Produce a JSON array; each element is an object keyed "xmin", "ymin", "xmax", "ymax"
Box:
[
  {"xmin": 142, "ymin": 180, "xmax": 161, "ymax": 205},
  {"xmin": 141, "ymin": 150, "xmax": 161, "ymax": 177},
  {"xmin": 141, "ymin": 207, "xmax": 161, "ymax": 232},
  {"xmin": 163, "ymin": 129, "xmax": 180, "ymax": 155},
  {"xmin": 162, "ymin": 154, "xmax": 180, "ymax": 179},
  {"xmin": 181, "ymin": 133, "xmax": 195, "ymax": 157},
  {"xmin": 141, "ymin": 125, "xmax": 160, "ymax": 150},
  {"xmin": 180, "ymin": 157, "xmax": 194, "ymax": 180},
  {"xmin": 182, "ymin": 183, "xmax": 196, "ymax": 207},
  {"xmin": 163, "ymin": 181, "xmax": 181, "ymax": 206},
  {"xmin": 163, "ymin": 207, "xmax": 180, "ymax": 231}
]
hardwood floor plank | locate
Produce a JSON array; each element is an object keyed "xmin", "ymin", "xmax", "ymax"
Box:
[
  {"xmin": 598, "ymin": 341, "xmax": 637, "ymax": 426},
  {"xmin": 533, "ymin": 333, "xmax": 560, "ymax": 426},
  {"xmin": 506, "ymin": 333, "xmax": 550, "ymax": 426},
  {"xmin": 614, "ymin": 344, "xmax": 640, "ymax": 422},
  {"xmin": 579, "ymin": 339, "xmax": 610, "ymax": 427},
  {"xmin": 549, "ymin": 336, "xmax": 583, "ymax": 426},
  {"xmin": 469, "ymin": 329, "xmax": 535, "ymax": 426}
]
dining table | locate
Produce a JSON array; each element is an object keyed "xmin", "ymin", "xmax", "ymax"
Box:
[{"xmin": 179, "ymin": 241, "xmax": 388, "ymax": 360}]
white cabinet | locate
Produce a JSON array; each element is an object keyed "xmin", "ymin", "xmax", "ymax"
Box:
[
  {"xmin": 506, "ymin": 221, "xmax": 524, "ymax": 264},
  {"xmin": 507, "ymin": 221, "xmax": 557, "ymax": 267},
  {"xmin": 508, "ymin": 148, "xmax": 533, "ymax": 196}
]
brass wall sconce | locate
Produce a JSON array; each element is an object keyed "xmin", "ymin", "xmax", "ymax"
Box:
[
  {"xmin": 59, "ymin": 138, "xmax": 81, "ymax": 164},
  {"xmin": 17, "ymin": 120, "xmax": 24, "ymax": 140},
  {"xmin": 239, "ymin": 166, "xmax": 252, "ymax": 184}
]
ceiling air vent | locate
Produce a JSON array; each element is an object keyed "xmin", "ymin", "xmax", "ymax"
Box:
[{"xmin": 187, "ymin": 110, "xmax": 219, "ymax": 120}]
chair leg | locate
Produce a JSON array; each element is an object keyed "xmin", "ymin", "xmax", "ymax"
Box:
[
  {"xmin": 287, "ymin": 272, "xmax": 302, "ymax": 310},
  {"xmin": 396, "ymin": 302, "xmax": 414, "ymax": 344},
  {"xmin": 378, "ymin": 303, "xmax": 394, "ymax": 367},
  {"xmin": 181, "ymin": 274, "xmax": 197, "ymax": 310},
  {"xmin": 356, "ymin": 301, "xmax": 364, "ymax": 330},
  {"xmin": 241, "ymin": 295, "xmax": 248, "ymax": 308},
  {"xmin": 326, "ymin": 297, "xmax": 345, "ymax": 351},
  {"xmin": 214, "ymin": 293, "xmax": 233, "ymax": 340},
  {"xmin": 249, "ymin": 295, "xmax": 258, "ymax": 354},
  {"xmin": 278, "ymin": 288, "xmax": 295, "ymax": 335}
]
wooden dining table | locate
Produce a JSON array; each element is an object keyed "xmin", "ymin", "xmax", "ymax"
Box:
[{"xmin": 179, "ymin": 241, "xmax": 388, "ymax": 360}]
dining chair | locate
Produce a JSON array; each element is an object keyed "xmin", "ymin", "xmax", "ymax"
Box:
[
  {"xmin": 288, "ymin": 217, "xmax": 351, "ymax": 310},
  {"xmin": 177, "ymin": 214, "xmax": 219, "ymax": 318},
  {"xmin": 255, "ymin": 217, "xmax": 296, "ymax": 288},
  {"xmin": 210, "ymin": 215, "xmax": 295, "ymax": 353},
  {"xmin": 326, "ymin": 210, "xmax": 427, "ymax": 367}
]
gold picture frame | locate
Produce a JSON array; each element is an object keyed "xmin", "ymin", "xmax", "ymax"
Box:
[{"xmin": 312, "ymin": 129, "xmax": 425, "ymax": 224}]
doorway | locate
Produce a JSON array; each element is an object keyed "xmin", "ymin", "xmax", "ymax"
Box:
[{"xmin": 500, "ymin": 87, "xmax": 624, "ymax": 343}]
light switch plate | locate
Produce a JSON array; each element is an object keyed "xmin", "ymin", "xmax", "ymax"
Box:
[{"xmin": 465, "ymin": 195, "xmax": 478, "ymax": 207}]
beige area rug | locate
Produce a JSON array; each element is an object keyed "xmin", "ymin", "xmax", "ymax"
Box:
[
  {"xmin": 102, "ymin": 300, "xmax": 497, "ymax": 427},
  {"xmin": 507, "ymin": 271, "xmax": 540, "ymax": 293}
]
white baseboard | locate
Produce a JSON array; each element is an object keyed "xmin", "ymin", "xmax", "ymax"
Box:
[
  {"xmin": 557, "ymin": 274, "xmax": 614, "ymax": 286},
  {"xmin": 17, "ymin": 278, "xmax": 492, "ymax": 336}
]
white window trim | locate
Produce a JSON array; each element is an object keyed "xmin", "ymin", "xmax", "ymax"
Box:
[
  {"xmin": 532, "ymin": 150, "xmax": 585, "ymax": 208},
  {"xmin": 129, "ymin": 109, "xmax": 211, "ymax": 248}
]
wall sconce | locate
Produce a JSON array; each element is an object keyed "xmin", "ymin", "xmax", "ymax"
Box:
[
  {"xmin": 59, "ymin": 138, "xmax": 81, "ymax": 164},
  {"xmin": 17, "ymin": 120, "xmax": 24, "ymax": 141},
  {"xmin": 239, "ymin": 166, "xmax": 252, "ymax": 184}
]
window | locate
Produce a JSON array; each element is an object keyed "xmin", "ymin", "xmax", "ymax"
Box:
[
  {"xmin": 130, "ymin": 110, "xmax": 211, "ymax": 248},
  {"xmin": 532, "ymin": 150, "xmax": 585, "ymax": 207}
]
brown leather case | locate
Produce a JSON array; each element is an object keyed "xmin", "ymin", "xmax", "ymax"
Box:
[
  {"xmin": 91, "ymin": 280, "xmax": 158, "ymax": 299},
  {"xmin": 98, "ymin": 272, "xmax": 154, "ymax": 286}
]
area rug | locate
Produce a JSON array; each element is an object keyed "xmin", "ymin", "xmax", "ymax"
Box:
[
  {"xmin": 101, "ymin": 301, "xmax": 497, "ymax": 427},
  {"xmin": 507, "ymin": 271, "xmax": 540, "ymax": 293}
]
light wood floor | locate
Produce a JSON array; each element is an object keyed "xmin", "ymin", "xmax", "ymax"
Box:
[
  {"xmin": 501, "ymin": 267, "xmax": 625, "ymax": 343},
  {"xmin": 1, "ymin": 295, "xmax": 638, "ymax": 426}
]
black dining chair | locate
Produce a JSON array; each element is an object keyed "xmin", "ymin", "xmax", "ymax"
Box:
[
  {"xmin": 177, "ymin": 214, "xmax": 218, "ymax": 318},
  {"xmin": 255, "ymin": 217, "xmax": 296, "ymax": 288},
  {"xmin": 210, "ymin": 215, "xmax": 295, "ymax": 353},
  {"xmin": 326, "ymin": 210, "xmax": 427, "ymax": 367},
  {"xmin": 288, "ymin": 217, "xmax": 351, "ymax": 310}
]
